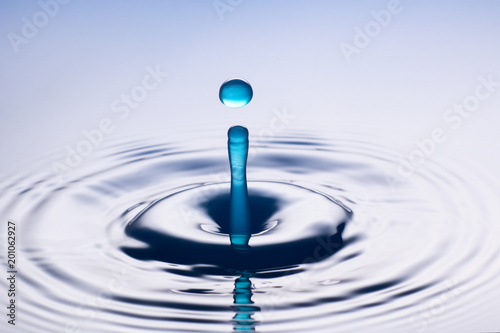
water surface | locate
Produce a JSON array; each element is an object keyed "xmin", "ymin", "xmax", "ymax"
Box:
[{"xmin": 1, "ymin": 130, "xmax": 500, "ymax": 332}]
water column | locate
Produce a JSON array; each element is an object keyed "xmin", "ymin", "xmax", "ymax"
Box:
[{"xmin": 228, "ymin": 125, "xmax": 251, "ymax": 251}]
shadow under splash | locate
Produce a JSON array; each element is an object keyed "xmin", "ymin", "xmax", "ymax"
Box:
[{"xmin": 121, "ymin": 191, "xmax": 349, "ymax": 272}]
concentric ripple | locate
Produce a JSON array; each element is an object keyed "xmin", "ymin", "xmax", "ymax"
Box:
[
  {"xmin": 122, "ymin": 181, "xmax": 350, "ymax": 271},
  {"xmin": 1, "ymin": 130, "xmax": 500, "ymax": 333}
]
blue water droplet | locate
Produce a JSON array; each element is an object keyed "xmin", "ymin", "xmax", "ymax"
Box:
[{"xmin": 219, "ymin": 78, "xmax": 253, "ymax": 108}]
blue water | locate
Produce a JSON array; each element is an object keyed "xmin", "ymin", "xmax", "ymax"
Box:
[
  {"xmin": 1, "ymin": 130, "xmax": 500, "ymax": 332},
  {"xmin": 219, "ymin": 78, "xmax": 253, "ymax": 108},
  {"xmin": 228, "ymin": 125, "xmax": 251, "ymax": 251}
]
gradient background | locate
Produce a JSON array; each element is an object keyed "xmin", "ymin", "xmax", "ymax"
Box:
[
  {"xmin": 1, "ymin": 0, "xmax": 500, "ymax": 330},
  {"xmin": 1, "ymin": 0, "xmax": 500, "ymax": 177}
]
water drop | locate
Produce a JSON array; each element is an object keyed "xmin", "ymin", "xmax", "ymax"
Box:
[
  {"xmin": 228, "ymin": 125, "xmax": 251, "ymax": 251},
  {"xmin": 219, "ymin": 78, "xmax": 253, "ymax": 108}
]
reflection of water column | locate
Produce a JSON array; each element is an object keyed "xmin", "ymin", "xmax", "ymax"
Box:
[
  {"xmin": 232, "ymin": 274, "xmax": 259, "ymax": 331},
  {"xmin": 228, "ymin": 126, "xmax": 251, "ymax": 251}
]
